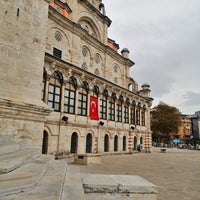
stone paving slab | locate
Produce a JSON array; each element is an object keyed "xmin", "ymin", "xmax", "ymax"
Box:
[
  {"xmin": 60, "ymin": 165, "xmax": 86, "ymax": 200},
  {"xmin": 82, "ymin": 173, "xmax": 157, "ymax": 195},
  {"xmin": 111, "ymin": 175, "xmax": 157, "ymax": 194},
  {"xmin": 82, "ymin": 173, "xmax": 119, "ymax": 193}
]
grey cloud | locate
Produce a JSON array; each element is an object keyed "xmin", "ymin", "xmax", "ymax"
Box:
[
  {"xmin": 104, "ymin": 0, "xmax": 200, "ymax": 113},
  {"xmin": 183, "ymin": 92, "xmax": 200, "ymax": 106}
]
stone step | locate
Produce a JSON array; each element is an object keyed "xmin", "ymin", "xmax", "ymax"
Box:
[
  {"xmin": 0, "ymin": 148, "xmax": 41, "ymax": 174},
  {"xmin": 0, "ymin": 155, "xmax": 53, "ymax": 197},
  {"xmin": 0, "ymin": 140, "xmax": 31, "ymax": 155},
  {"xmin": 60, "ymin": 165, "xmax": 86, "ymax": 200},
  {"xmin": 0, "ymin": 159, "xmax": 67, "ymax": 200}
]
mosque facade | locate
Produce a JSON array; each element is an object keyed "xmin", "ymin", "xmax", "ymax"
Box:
[{"xmin": 0, "ymin": 0, "xmax": 153, "ymax": 155}]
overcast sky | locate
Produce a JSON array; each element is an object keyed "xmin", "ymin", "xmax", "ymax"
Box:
[{"xmin": 103, "ymin": 0, "xmax": 200, "ymax": 115}]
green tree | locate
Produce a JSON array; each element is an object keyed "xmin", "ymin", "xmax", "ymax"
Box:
[{"xmin": 151, "ymin": 102, "xmax": 181, "ymax": 144}]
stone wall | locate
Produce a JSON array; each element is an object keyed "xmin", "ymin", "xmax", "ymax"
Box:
[{"xmin": 0, "ymin": 0, "xmax": 51, "ymax": 147}]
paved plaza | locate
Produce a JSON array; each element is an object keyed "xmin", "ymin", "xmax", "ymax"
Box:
[{"xmin": 79, "ymin": 148, "xmax": 200, "ymax": 200}]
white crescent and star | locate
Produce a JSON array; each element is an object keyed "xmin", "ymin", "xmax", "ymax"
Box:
[{"xmin": 91, "ymin": 101, "xmax": 96, "ymax": 112}]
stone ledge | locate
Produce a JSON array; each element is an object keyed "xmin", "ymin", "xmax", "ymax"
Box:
[{"xmin": 81, "ymin": 174, "xmax": 157, "ymax": 199}]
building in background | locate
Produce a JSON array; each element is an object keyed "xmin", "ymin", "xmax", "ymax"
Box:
[
  {"xmin": 0, "ymin": 0, "xmax": 153, "ymax": 156},
  {"xmin": 191, "ymin": 111, "xmax": 200, "ymax": 142},
  {"xmin": 176, "ymin": 111, "xmax": 200, "ymax": 147},
  {"xmin": 177, "ymin": 114, "xmax": 192, "ymax": 141}
]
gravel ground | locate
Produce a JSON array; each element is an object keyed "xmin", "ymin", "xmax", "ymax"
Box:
[{"xmin": 79, "ymin": 148, "xmax": 200, "ymax": 200}]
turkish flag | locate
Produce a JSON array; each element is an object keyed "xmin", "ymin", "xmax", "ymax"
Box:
[{"xmin": 90, "ymin": 96, "xmax": 99, "ymax": 120}]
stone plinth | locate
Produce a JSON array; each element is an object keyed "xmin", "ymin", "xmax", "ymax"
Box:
[
  {"xmin": 74, "ymin": 154, "xmax": 101, "ymax": 165},
  {"xmin": 81, "ymin": 174, "xmax": 157, "ymax": 200}
]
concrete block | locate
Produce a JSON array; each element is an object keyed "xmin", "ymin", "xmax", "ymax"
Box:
[{"xmin": 74, "ymin": 154, "xmax": 101, "ymax": 165}]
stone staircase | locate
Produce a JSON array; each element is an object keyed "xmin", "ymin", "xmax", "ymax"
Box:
[
  {"xmin": 0, "ymin": 155, "xmax": 53, "ymax": 197},
  {"xmin": 0, "ymin": 135, "xmax": 39, "ymax": 174},
  {"xmin": 0, "ymin": 135, "xmax": 78, "ymax": 200},
  {"xmin": 0, "ymin": 135, "xmax": 157, "ymax": 200},
  {"xmin": 0, "ymin": 135, "xmax": 61, "ymax": 199}
]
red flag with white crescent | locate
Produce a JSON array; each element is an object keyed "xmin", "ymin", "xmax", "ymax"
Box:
[{"xmin": 90, "ymin": 96, "xmax": 99, "ymax": 120}]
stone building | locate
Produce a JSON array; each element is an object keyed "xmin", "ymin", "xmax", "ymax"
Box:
[
  {"xmin": 178, "ymin": 114, "xmax": 192, "ymax": 140},
  {"xmin": 0, "ymin": 0, "xmax": 153, "ymax": 156},
  {"xmin": 191, "ymin": 111, "xmax": 200, "ymax": 141}
]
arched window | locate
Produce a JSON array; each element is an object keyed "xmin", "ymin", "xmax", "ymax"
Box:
[
  {"xmin": 55, "ymin": 31, "xmax": 63, "ymax": 42},
  {"xmin": 116, "ymin": 95, "xmax": 123, "ymax": 122},
  {"xmin": 104, "ymin": 134, "xmax": 109, "ymax": 152},
  {"xmin": 136, "ymin": 103, "xmax": 141, "ymax": 125},
  {"xmin": 116, "ymin": 102, "xmax": 122, "ymax": 123},
  {"xmin": 81, "ymin": 62, "xmax": 88, "ymax": 71},
  {"xmin": 114, "ymin": 135, "xmax": 118, "ymax": 152},
  {"xmin": 140, "ymin": 137, "xmax": 143, "ymax": 145},
  {"xmin": 93, "ymin": 85, "xmax": 100, "ymax": 96},
  {"xmin": 64, "ymin": 76, "xmax": 77, "ymax": 114},
  {"xmin": 111, "ymin": 92, "xmax": 117, "ymax": 100},
  {"xmin": 134, "ymin": 136, "xmax": 137, "ymax": 150},
  {"xmin": 130, "ymin": 100, "xmax": 136, "ymax": 125},
  {"xmin": 100, "ymin": 88, "xmax": 108, "ymax": 120},
  {"xmin": 71, "ymin": 132, "xmax": 78, "ymax": 153},
  {"xmin": 69, "ymin": 76, "xmax": 78, "ymax": 89},
  {"xmin": 141, "ymin": 105, "xmax": 146, "ymax": 126},
  {"xmin": 48, "ymin": 70, "xmax": 63, "ymax": 111},
  {"xmin": 42, "ymin": 130, "xmax": 48, "ymax": 154},
  {"xmin": 123, "ymin": 136, "xmax": 126, "ymax": 151},
  {"xmin": 81, "ymin": 46, "xmax": 90, "ymax": 71},
  {"xmin": 82, "ymin": 80, "xmax": 90, "ymax": 92},
  {"xmin": 78, "ymin": 81, "xmax": 89, "ymax": 116},
  {"xmin": 82, "ymin": 47, "xmax": 88, "ymax": 57},
  {"xmin": 86, "ymin": 133, "xmax": 92, "ymax": 153},
  {"xmin": 95, "ymin": 54, "xmax": 101, "ymax": 64},
  {"xmin": 109, "ymin": 92, "xmax": 116, "ymax": 121},
  {"xmin": 102, "ymin": 88, "xmax": 109, "ymax": 98},
  {"xmin": 124, "ymin": 97, "xmax": 130, "ymax": 124}
]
